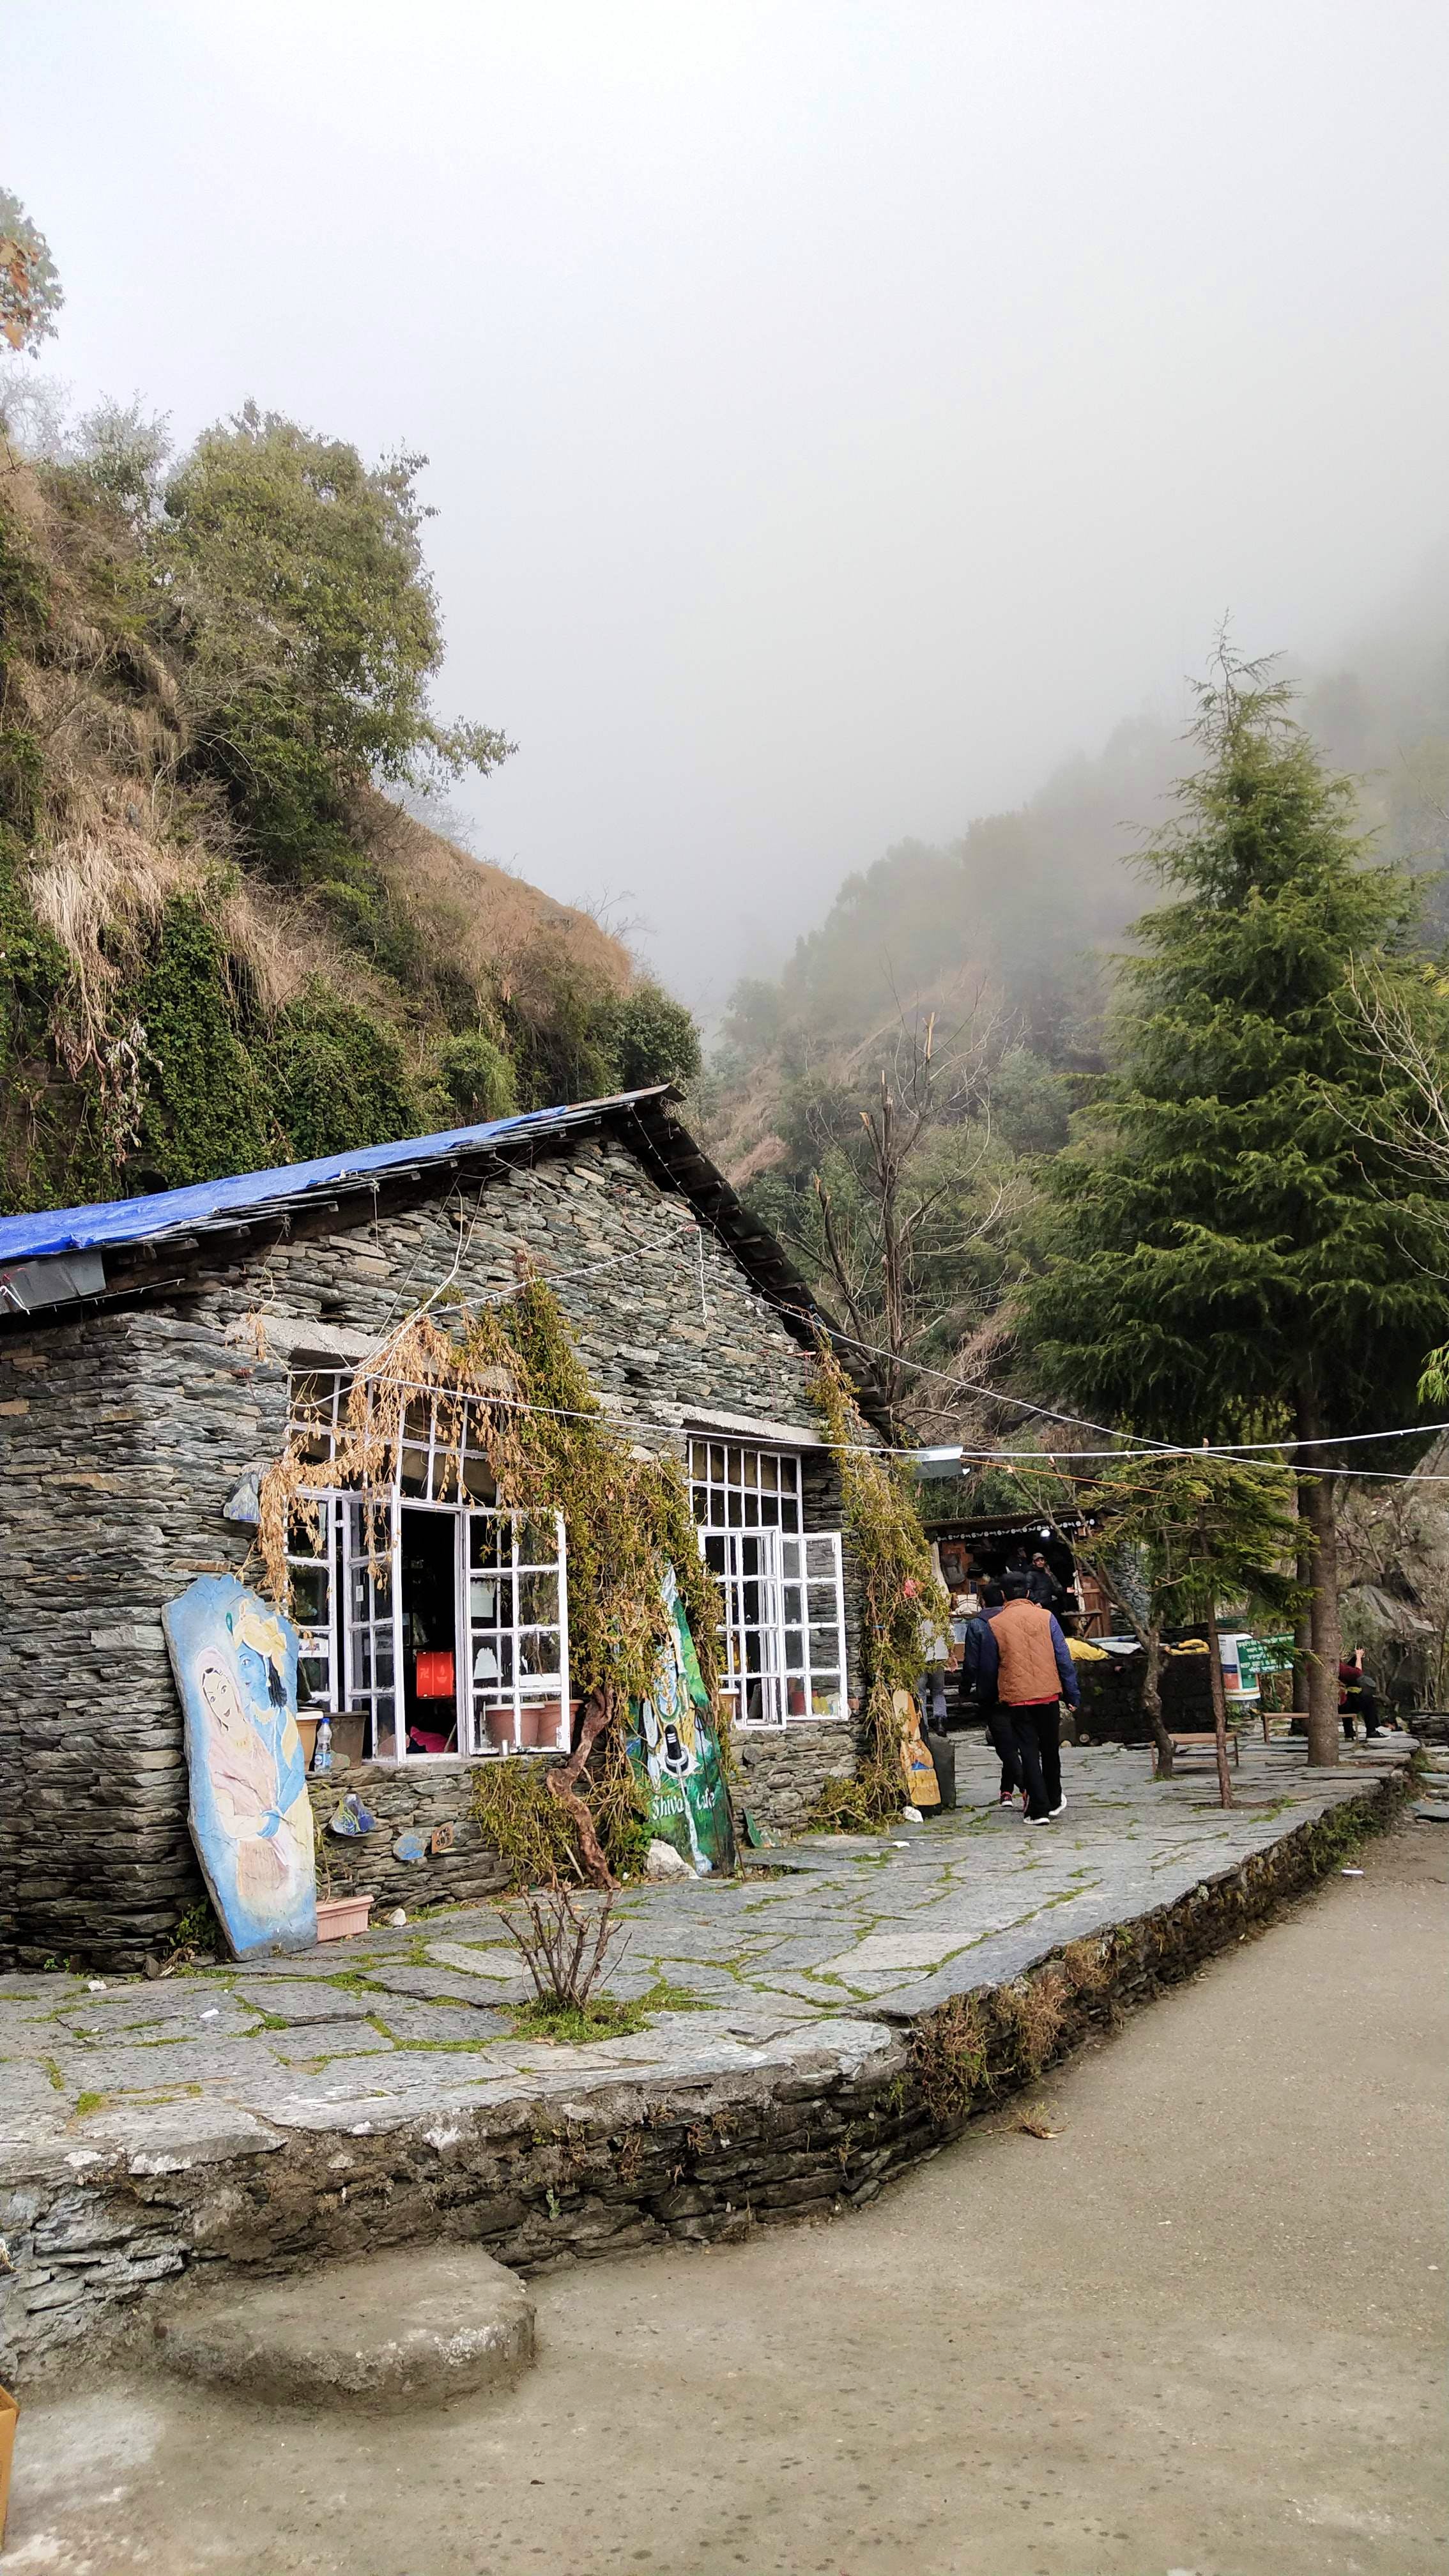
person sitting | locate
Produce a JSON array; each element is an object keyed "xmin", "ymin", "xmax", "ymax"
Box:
[{"xmin": 1338, "ymin": 1650, "xmax": 1383, "ymax": 1740}]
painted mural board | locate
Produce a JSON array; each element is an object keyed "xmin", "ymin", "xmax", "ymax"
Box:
[
  {"xmin": 163, "ymin": 1575, "xmax": 318, "ymax": 1958},
  {"xmin": 627, "ymin": 1570, "xmax": 735, "ymax": 1876},
  {"xmin": 894, "ymin": 1687, "xmax": 942, "ymax": 1809}
]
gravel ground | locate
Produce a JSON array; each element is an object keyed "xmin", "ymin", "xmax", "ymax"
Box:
[{"xmin": 5, "ymin": 1813, "xmax": 1444, "ymax": 2576}]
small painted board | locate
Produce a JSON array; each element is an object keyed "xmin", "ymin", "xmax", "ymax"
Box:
[
  {"xmin": 163, "ymin": 1575, "xmax": 317, "ymax": 1959},
  {"xmin": 894, "ymin": 1687, "xmax": 941, "ymax": 1809}
]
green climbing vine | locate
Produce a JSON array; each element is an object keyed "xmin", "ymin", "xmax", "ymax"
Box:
[
  {"xmin": 809, "ymin": 1339, "xmax": 948, "ymax": 1830},
  {"xmin": 257, "ymin": 1271, "xmax": 725, "ymax": 1888}
]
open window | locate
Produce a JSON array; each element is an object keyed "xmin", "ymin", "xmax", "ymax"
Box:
[{"xmin": 283, "ymin": 1372, "xmax": 571, "ymax": 1762}]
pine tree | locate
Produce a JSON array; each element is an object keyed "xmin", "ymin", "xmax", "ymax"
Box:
[{"xmin": 1025, "ymin": 650, "xmax": 1446, "ymax": 1763}]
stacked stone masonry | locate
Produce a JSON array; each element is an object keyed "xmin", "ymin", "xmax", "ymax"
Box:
[
  {"xmin": 0, "ymin": 1759, "xmax": 1409, "ymax": 2384},
  {"xmin": 0, "ymin": 1129, "xmax": 868, "ymax": 1969}
]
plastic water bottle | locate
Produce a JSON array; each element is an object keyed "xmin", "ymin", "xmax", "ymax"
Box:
[{"xmin": 314, "ymin": 1718, "xmax": 332, "ymax": 1775}]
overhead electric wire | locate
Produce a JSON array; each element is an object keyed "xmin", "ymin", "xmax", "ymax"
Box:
[
  {"xmin": 816, "ymin": 1320, "xmax": 1449, "ymax": 1462},
  {"xmin": 278, "ymin": 1181, "xmax": 1449, "ymax": 1487}
]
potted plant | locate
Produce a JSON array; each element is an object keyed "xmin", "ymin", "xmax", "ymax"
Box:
[{"xmin": 314, "ymin": 1845, "xmax": 374, "ymax": 1943}]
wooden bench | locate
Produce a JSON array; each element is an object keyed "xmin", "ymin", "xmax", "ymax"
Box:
[{"xmin": 1150, "ymin": 1727, "xmax": 1242, "ymax": 1775}]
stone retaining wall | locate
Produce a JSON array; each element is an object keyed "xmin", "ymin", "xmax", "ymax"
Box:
[{"xmin": 0, "ymin": 1767, "xmax": 1407, "ymax": 2386}]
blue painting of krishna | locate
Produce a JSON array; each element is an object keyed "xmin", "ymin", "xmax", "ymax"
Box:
[{"xmin": 163, "ymin": 1574, "xmax": 317, "ymax": 1958}]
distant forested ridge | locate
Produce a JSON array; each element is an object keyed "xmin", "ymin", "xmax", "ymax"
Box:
[{"xmin": 701, "ymin": 579, "xmax": 1449, "ymax": 1450}]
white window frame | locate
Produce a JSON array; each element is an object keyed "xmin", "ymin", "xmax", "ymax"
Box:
[
  {"xmin": 688, "ymin": 1439, "xmax": 847, "ymax": 1729},
  {"xmin": 462, "ymin": 1505, "xmax": 571, "ymax": 1758},
  {"xmin": 342, "ymin": 1487, "xmax": 402, "ymax": 1757},
  {"xmin": 688, "ymin": 1438, "xmax": 804, "ymax": 1535},
  {"xmin": 282, "ymin": 1372, "xmax": 571, "ymax": 1765},
  {"xmin": 287, "ymin": 1490, "xmax": 341, "ymax": 1712}
]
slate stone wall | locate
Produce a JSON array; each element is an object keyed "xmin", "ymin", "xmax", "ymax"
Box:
[
  {"xmin": 0, "ymin": 1130, "xmax": 868, "ymax": 1967},
  {"xmin": 304, "ymin": 1764, "xmax": 511, "ymax": 1915},
  {"xmin": 729, "ymin": 1724, "xmax": 855, "ymax": 1838}
]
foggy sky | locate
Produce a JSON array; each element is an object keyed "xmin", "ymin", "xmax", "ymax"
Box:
[{"xmin": 8, "ymin": 1, "xmax": 1449, "ymax": 1014}]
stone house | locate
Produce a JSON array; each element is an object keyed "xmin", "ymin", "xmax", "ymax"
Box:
[{"xmin": 0, "ymin": 1086, "xmax": 880, "ymax": 1970}]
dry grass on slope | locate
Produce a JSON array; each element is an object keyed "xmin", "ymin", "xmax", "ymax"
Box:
[{"xmin": 359, "ymin": 792, "xmax": 636, "ymax": 1013}]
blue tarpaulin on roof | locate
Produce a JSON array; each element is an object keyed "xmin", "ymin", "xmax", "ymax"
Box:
[{"xmin": 0, "ymin": 1088, "xmax": 666, "ymax": 1269}]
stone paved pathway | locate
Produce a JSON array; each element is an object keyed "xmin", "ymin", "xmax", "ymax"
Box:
[{"xmin": 0, "ymin": 1735, "xmax": 1413, "ymax": 2172}]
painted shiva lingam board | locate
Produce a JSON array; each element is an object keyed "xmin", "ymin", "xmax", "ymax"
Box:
[
  {"xmin": 627, "ymin": 1569, "xmax": 735, "ymax": 1875},
  {"xmin": 163, "ymin": 1574, "xmax": 318, "ymax": 1957}
]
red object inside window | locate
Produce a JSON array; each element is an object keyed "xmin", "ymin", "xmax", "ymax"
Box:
[{"xmin": 415, "ymin": 1651, "xmax": 455, "ymax": 1700}]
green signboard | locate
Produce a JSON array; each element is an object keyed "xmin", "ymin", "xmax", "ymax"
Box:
[{"xmin": 1236, "ymin": 1634, "xmax": 1294, "ymax": 1678}]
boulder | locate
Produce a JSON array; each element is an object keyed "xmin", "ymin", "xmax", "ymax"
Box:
[{"xmin": 151, "ymin": 2244, "xmax": 534, "ymax": 2407}]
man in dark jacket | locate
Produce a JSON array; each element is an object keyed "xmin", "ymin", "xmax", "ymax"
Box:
[
  {"xmin": 961, "ymin": 1582, "xmax": 1023, "ymax": 1805},
  {"xmin": 1027, "ymin": 1551, "xmax": 1065, "ymax": 1614},
  {"xmin": 976, "ymin": 1574, "xmax": 1080, "ymax": 1822}
]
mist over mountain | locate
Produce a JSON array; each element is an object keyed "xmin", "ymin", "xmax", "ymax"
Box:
[{"xmin": 709, "ymin": 566, "xmax": 1449, "ymax": 1130}]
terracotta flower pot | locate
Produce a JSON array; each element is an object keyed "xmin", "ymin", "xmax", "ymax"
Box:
[
  {"xmin": 522, "ymin": 1699, "xmax": 565, "ymax": 1750},
  {"xmin": 315, "ymin": 1892, "xmax": 374, "ymax": 1943}
]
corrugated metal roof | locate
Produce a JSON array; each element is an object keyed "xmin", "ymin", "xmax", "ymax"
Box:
[{"xmin": 0, "ymin": 1086, "xmax": 673, "ymax": 1265}]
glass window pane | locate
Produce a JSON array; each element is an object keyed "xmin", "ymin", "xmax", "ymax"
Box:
[
  {"xmin": 470, "ymin": 1518, "xmax": 508, "ymax": 1571},
  {"xmin": 518, "ymin": 1572, "xmax": 558, "ymax": 1625},
  {"xmin": 289, "ymin": 1567, "xmax": 328, "ymax": 1625}
]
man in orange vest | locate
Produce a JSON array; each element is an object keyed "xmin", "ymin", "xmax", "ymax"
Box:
[{"xmin": 975, "ymin": 1572, "xmax": 1080, "ymax": 1823}]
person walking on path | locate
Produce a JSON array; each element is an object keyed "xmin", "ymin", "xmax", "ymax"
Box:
[
  {"xmin": 976, "ymin": 1574, "xmax": 1080, "ymax": 1822},
  {"xmin": 962, "ymin": 1582, "xmax": 1023, "ymax": 1804}
]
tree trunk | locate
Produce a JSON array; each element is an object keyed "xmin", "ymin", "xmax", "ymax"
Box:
[
  {"xmin": 545, "ymin": 1687, "xmax": 618, "ymax": 1888},
  {"xmin": 1297, "ymin": 1468, "xmax": 1342, "ymax": 1767},
  {"xmin": 1295, "ymin": 1382, "xmax": 1342, "ymax": 1768},
  {"xmin": 1204, "ymin": 1602, "xmax": 1235, "ymax": 1809},
  {"xmin": 1065, "ymin": 1528, "xmax": 1174, "ymax": 1774},
  {"xmin": 1292, "ymin": 1533, "xmax": 1313, "ymax": 1733},
  {"xmin": 1141, "ymin": 1628, "xmax": 1174, "ymax": 1777}
]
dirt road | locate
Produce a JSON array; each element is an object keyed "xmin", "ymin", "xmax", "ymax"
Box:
[{"xmin": 8, "ymin": 1820, "xmax": 1445, "ymax": 2576}]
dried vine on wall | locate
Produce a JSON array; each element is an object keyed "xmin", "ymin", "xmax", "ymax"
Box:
[
  {"xmin": 809, "ymin": 1340, "xmax": 949, "ymax": 1828},
  {"xmin": 255, "ymin": 1269, "xmax": 724, "ymax": 1889}
]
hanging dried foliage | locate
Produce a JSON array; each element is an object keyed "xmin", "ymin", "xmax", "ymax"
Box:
[
  {"xmin": 254, "ymin": 1268, "xmax": 726, "ymax": 1887},
  {"xmin": 809, "ymin": 1339, "xmax": 948, "ymax": 1829}
]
